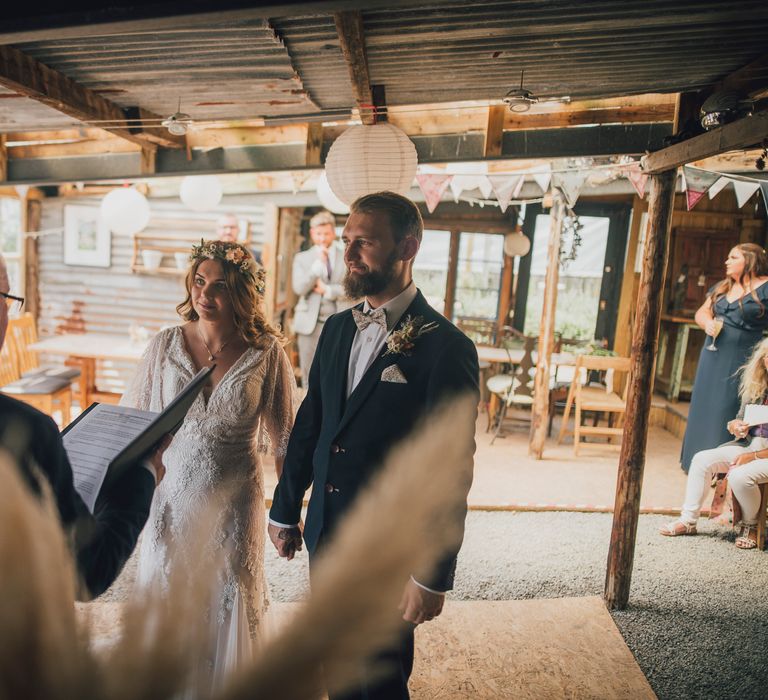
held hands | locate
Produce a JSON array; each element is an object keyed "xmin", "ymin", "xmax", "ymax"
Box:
[
  {"xmin": 398, "ymin": 578, "xmax": 445, "ymax": 625},
  {"xmin": 727, "ymin": 419, "xmax": 749, "ymax": 439},
  {"xmin": 313, "ymin": 280, "xmax": 327, "ymax": 295},
  {"xmin": 147, "ymin": 433, "xmax": 172, "ymax": 485},
  {"xmin": 268, "ymin": 522, "xmax": 303, "ymax": 560}
]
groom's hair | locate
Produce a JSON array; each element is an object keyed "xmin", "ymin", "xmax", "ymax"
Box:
[{"xmin": 350, "ymin": 191, "xmax": 423, "ymax": 245}]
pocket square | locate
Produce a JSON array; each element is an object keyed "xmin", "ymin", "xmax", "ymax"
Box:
[{"xmin": 381, "ymin": 365, "xmax": 408, "ymax": 384}]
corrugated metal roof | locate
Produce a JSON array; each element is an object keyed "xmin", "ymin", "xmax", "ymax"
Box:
[
  {"xmin": 360, "ymin": 0, "xmax": 768, "ymax": 104},
  {"xmin": 16, "ymin": 18, "xmax": 319, "ymax": 123}
]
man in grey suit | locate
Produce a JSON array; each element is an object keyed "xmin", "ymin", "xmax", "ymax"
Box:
[{"xmin": 292, "ymin": 210, "xmax": 348, "ymax": 387}]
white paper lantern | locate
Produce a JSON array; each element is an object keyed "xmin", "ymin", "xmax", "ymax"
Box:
[
  {"xmin": 100, "ymin": 187, "xmax": 151, "ymax": 236},
  {"xmin": 324, "ymin": 123, "xmax": 418, "ymax": 205},
  {"xmin": 179, "ymin": 175, "xmax": 223, "ymax": 212},
  {"xmin": 316, "ymin": 171, "xmax": 350, "ymax": 214},
  {"xmin": 503, "ymin": 231, "xmax": 531, "ymax": 257}
]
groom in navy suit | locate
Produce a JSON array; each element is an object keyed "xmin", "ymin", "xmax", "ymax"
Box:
[{"xmin": 269, "ymin": 191, "xmax": 479, "ymax": 700}]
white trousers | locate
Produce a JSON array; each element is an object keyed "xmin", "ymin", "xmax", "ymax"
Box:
[{"xmin": 681, "ymin": 438, "xmax": 768, "ymax": 525}]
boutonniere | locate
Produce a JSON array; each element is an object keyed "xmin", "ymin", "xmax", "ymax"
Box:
[{"xmin": 384, "ymin": 315, "xmax": 438, "ymax": 357}]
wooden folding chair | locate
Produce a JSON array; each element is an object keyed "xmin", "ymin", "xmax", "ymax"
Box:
[
  {"xmin": 557, "ymin": 355, "xmax": 631, "ymax": 455},
  {"xmin": 1, "ymin": 319, "xmax": 73, "ymax": 427}
]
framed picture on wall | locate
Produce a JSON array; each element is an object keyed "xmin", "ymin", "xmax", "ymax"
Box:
[{"xmin": 64, "ymin": 205, "xmax": 111, "ymax": 267}]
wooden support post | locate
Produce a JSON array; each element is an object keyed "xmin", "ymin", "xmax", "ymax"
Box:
[
  {"xmin": 444, "ymin": 229, "xmax": 460, "ymax": 319},
  {"xmin": 605, "ymin": 169, "xmax": 676, "ymax": 610},
  {"xmin": 483, "ymin": 105, "xmax": 505, "ymax": 158},
  {"xmin": 0, "ymin": 134, "xmax": 6, "ymax": 182},
  {"xmin": 23, "ymin": 196, "xmax": 40, "ymax": 320},
  {"xmin": 305, "ymin": 122, "xmax": 323, "ymax": 166},
  {"xmin": 140, "ymin": 145, "xmax": 156, "ymax": 175},
  {"xmin": 529, "ymin": 191, "xmax": 564, "ymax": 458}
]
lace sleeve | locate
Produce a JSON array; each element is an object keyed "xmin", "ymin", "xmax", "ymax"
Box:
[
  {"xmin": 119, "ymin": 329, "xmax": 171, "ymax": 410},
  {"xmin": 257, "ymin": 339, "xmax": 297, "ymax": 458}
]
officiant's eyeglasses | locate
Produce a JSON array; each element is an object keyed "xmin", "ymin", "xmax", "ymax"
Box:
[{"xmin": 1, "ymin": 291, "xmax": 24, "ymax": 313}]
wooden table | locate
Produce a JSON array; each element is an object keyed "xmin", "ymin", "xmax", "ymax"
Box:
[
  {"xmin": 476, "ymin": 345, "xmax": 575, "ymax": 367},
  {"xmin": 30, "ymin": 333, "xmax": 148, "ymax": 408}
]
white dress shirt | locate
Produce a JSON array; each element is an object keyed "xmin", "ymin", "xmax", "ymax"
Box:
[{"xmin": 346, "ymin": 281, "xmax": 417, "ymax": 398}]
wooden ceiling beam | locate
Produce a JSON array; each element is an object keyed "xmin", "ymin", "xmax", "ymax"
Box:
[
  {"xmin": 714, "ymin": 52, "xmax": 768, "ymax": 101},
  {"xmin": 334, "ymin": 11, "xmax": 375, "ymax": 126},
  {"xmin": 0, "ymin": 45, "xmax": 185, "ymax": 149},
  {"xmin": 483, "ymin": 105, "xmax": 505, "ymax": 157},
  {"xmin": 642, "ymin": 111, "xmax": 768, "ymax": 174}
]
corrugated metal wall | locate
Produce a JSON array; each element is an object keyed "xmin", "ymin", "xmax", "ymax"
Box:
[{"xmin": 37, "ymin": 196, "xmax": 268, "ymax": 393}]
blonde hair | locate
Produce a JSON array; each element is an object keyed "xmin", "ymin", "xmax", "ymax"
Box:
[
  {"xmin": 709, "ymin": 243, "xmax": 768, "ymax": 317},
  {"xmin": 738, "ymin": 336, "xmax": 768, "ymax": 403},
  {"xmin": 176, "ymin": 252, "xmax": 281, "ymax": 349}
]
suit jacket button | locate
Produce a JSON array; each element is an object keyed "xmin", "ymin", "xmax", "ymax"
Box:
[
  {"xmin": 325, "ymin": 483, "xmax": 335, "ymax": 493},
  {"xmin": 330, "ymin": 444, "xmax": 340, "ymax": 454}
]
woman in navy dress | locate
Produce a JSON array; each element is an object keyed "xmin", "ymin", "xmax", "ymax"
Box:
[{"xmin": 681, "ymin": 243, "xmax": 768, "ymax": 471}]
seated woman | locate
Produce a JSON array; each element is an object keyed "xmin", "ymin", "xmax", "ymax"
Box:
[{"xmin": 660, "ymin": 336, "xmax": 768, "ymax": 549}]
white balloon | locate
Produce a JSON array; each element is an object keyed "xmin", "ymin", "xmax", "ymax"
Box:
[
  {"xmin": 100, "ymin": 187, "xmax": 151, "ymax": 236},
  {"xmin": 179, "ymin": 175, "xmax": 223, "ymax": 212},
  {"xmin": 316, "ymin": 171, "xmax": 350, "ymax": 214}
]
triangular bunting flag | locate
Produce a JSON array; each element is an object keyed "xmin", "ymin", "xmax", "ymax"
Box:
[
  {"xmin": 416, "ymin": 174, "xmax": 452, "ymax": 213},
  {"xmin": 553, "ymin": 171, "xmax": 588, "ymax": 208},
  {"xmin": 13, "ymin": 185, "xmax": 29, "ymax": 199},
  {"xmin": 682, "ymin": 166, "xmax": 720, "ymax": 210},
  {"xmin": 290, "ymin": 171, "xmax": 310, "ymax": 194},
  {"xmin": 449, "ymin": 175, "xmax": 490, "ymax": 202},
  {"xmin": 489, "ymin": 175, "xmax": 523, "ymax": 213},
  {"xmin": 625, "ymin": 166, "xmax": 648, "ymax": 199},
  {"xmin": 708, "ymin": 176, "xmax": 731, "ymax": 200},
  {"xmin": 531, "ymin": 165, "xmax": 551, "ymax": 193},
  {"xmin": 733, "ymin": 179, "xmax": 760, "ymax": 208}
]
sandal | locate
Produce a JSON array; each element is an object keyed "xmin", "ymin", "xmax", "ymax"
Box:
[
  {"xmin": 659, "ymin": 520, "xmax": 697, "ymax": 537},
  {"xmin": 735, "ymin": 525, "xmax": 758, "ymax": 549}
]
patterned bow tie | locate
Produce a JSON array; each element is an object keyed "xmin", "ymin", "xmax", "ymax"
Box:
[{"xmin": 352, "ymin": 306, "xmax": 387, "ymax": 332}]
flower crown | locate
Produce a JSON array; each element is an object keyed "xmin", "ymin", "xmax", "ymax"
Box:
[{"xmin": 190, "ymin": 239, "xmax": 266, "ymax": 295}]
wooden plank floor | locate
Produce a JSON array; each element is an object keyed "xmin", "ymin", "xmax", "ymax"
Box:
[{"xmin": 411, "ymin": 598, "xmax": 655, "ymax": 699}]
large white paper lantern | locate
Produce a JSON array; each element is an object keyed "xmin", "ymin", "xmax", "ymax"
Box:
[
  {"xmin": 179, "ymin": 175, "xmax": 223, "ymax": 212},
  {"xmin": 324, "ymin": 123, "xmax": 418, "ymax": 205},
  {"xmin": 316, "ymin": 171, "xmax": 350, "ymax": 214},
  {"xmin": 100, "ymin": 187, "xmax": 151, "ymax": 236}
]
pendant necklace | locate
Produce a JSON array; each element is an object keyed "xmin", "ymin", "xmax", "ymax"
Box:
[{"xmin": 197, "ymin": 324, "xmax": 233, "ymax": 362}]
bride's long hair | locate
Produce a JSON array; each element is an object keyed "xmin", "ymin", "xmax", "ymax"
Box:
[
  {"xmin": 176, "ymin": 244, "xmax": 281, "ymax": 348},
  {"xmin": 738, "ymin": 337, "xmax": 768, "ymax": 403}
]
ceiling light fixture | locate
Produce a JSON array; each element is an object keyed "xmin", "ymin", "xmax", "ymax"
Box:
[
  {"xmin": 503, "ymin": 69, "xmax": 539, "ymax": 113},
  {"xmin": 162, "ymin": 98, "xmax": 193, "ymax": 135}
]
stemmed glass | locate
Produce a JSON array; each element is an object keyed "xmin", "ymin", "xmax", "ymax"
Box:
[{"xmin": 706, "ymin": 315, "xmax": 725, "ymax": 351}]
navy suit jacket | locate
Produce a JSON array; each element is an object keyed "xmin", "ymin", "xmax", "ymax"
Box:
[{"xmin": 270, "ymin": 289, "xmax": 479, "ymax": 591}]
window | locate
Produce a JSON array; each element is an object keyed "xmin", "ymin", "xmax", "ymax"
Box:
[
  {"xmin": 453, "ymin": 232, "xmax": 504, "ymax": 321},
  {"xmin": 413, "ymin": 229, "xmax": 451, "ymax": 314},
  {"xmin": 523, "ymin": 214, "xmax": 610, "ymax": 340},
  {"xmin": 0, "ymin": 197, "xmax": 23, "ymax": 316}
]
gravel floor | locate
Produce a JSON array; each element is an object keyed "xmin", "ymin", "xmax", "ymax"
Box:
[{"xmin": 104, "ymin": 511, "xmax": 768, "ymax": 700}]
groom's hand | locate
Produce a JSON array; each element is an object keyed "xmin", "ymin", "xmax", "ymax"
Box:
[
  {"xmin": 268, "ymin": 523, "xmax": 303, "ymax": 560},
  {"xmin": 398, "ymin": 578, "xmax": 445, "ymax": 625}
]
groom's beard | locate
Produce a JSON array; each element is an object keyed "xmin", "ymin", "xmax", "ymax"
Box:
[{"xmin": 343, "ymin": 249, "xmax": 399, "ymax": 298}]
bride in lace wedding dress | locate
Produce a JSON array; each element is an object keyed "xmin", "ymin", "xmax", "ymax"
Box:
[{"xmin": 122, "ymin": 241, "xmax": 295, "ymax": 696}]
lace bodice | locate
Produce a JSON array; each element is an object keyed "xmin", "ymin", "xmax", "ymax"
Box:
[{"xmin": 123, "ymin": 325, "xmax": 296, "ymax": 641}]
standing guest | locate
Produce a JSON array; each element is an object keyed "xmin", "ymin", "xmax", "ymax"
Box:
[
  {"xmin": 216, "ymin": 212, "xmax": 262, "ymax": 263},
  {"xmin": 269, "ymin": 192, "xmax": 479, "ymax": 700},
  {"xmin": 292, "ymin": 210, "xmax": 347, "ymax": 387},
  {"xmin": 215, "ymin": 213, "xmax": 241, "ymax": 243},
  {"xmin": 123, "ymin": 239, "xmax": 295, "ymax": 696},
  {"xmin": 681, "ymin": 243, "xmax": 768, "ymax": 472},
  {"xmin": 0, "ymin": 252, "xmax": 167, "ymax": 599},
  {"xmin": 661, "ymin": 336, "xmax": 768, "ymax": 548}
]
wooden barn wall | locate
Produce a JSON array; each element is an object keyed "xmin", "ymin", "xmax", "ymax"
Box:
[
  {"xmin": 37, "ymin": 196, "xmax": 269, "ymax": 394},
  {"xmin": 614, "ymin": 187, "xmax": 767, "ymax": 399}
]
